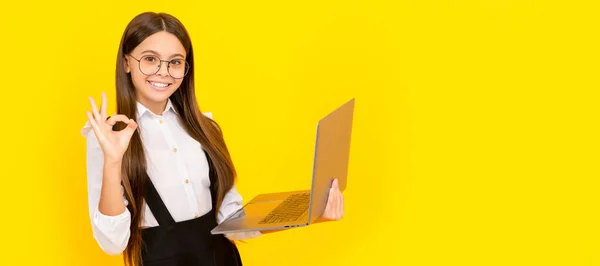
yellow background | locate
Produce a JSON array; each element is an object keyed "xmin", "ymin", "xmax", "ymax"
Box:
[{"xmin": 1, "ymin": 0, "xmax": 599, "ymax": 265}]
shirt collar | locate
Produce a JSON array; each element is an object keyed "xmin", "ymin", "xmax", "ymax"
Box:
[{"xmin": 136, "ymin": 98, "xmax": 178, "ymax": 119}]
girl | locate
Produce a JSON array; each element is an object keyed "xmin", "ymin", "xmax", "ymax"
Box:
[{"xmin": 81, "ymin": 12, "xmax": 344, "ymax": 266}]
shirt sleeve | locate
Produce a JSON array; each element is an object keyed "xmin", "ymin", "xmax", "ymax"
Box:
[
  {"xmin": 218, "ymin": 184, "xmax": 263, "ymax": 239},
  {"xmin": 83, "ymin": 121, "xmax": 132, "ymax": 255},
  {"xmin": 217, "ymin": 184, "xmax": 243, "ymax": 224}
]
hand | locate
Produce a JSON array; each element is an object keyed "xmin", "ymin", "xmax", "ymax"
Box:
[
  {"xmin": 86, "ymin": 92, "xmax": 138, "ymax": 163},
  {"xmin": 224, "ymin": 231, "xmax": 262, "ymax": 243},
  {"xmin": 320, "ymin": 178, "xmax": 345, "ymax": 221}
]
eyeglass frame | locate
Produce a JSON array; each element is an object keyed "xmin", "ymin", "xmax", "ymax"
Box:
[{"xmin": 126, "ymin": 54, "xmax": 190, "ymax": 79}]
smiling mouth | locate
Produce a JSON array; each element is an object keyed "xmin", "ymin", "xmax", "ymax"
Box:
[{"xmin": 147, "ymin": 81, "xmax": 172, "ymax": 91}]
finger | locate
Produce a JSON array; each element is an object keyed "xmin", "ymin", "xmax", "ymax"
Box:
[
  {"xmin": 340, "ymin": 193, "xmax": 344, "ymax": 218},
  {"xmin": 86, "ymin": 111, "xmax": 102, "ymax": 138},
  {"xmin": 225, "ymin": 233, "xmax": 235, "ymax": 241},
  {"xmin": 329, "ymin": 188, "xmax": 338, "ymax": 214},
  {"xmin": 106, "ymin": 114, "xmax": 132, "ymax": 126},
  {"xmin": 123, "ymin": 119, "xmax": 138, "ymax": 136},
  {"xmin": 338, "ymin": 193, "xmax": 344, "ymax": 219},
  {"xmin": 89, "ymin": 96, "xmax": 101, "ymax": 122},
  {"xmin": 332, "ymin": 178, "xmax": 339, "ymax": 189},
  {"xmin": 100, "ymin": 92, "xmax": 107, "ymax": 120},
  {"xmin": 336, "ymin": 192, "xmax": 342, "ymax": 219},
  {"xmin": 331, "ymin": 190, "xmax": 340, "ymax": 219},
  {"xmin": 322, "ymin": 190, "xmax": 333, "ymax": 219}
]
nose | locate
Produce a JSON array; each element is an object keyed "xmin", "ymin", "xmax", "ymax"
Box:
[{"xmin": 156, "ymin": 60, "xmax": 170, "ymax": 77}]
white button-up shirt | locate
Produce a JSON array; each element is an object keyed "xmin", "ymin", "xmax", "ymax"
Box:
[{"xmin": 82, "ymin": 99, "xmax": 257, "ymax": 255}]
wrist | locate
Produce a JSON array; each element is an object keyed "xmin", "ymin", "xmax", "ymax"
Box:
[
  {"xmin": 104, "ymin": 156, "xmax": 123, "ymax": 166},
  {"xmin": 103, "ymin": 160, "xmax": 123, "ymax": 182},
  {"xmin": 103, "ymin": 158, "xmax": 123, "ymax": 177}
]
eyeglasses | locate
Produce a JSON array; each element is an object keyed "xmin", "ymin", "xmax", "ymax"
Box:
[{"xmin": 126, "ymin": 54, "xmax": 190, "ymax": 79}]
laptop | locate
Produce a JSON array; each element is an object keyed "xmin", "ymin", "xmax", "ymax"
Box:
[{"xmin": 211, "ymin": 98, "xmax": 355, "ymax": 235}]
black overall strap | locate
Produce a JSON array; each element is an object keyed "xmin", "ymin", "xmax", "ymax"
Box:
[
  {"xmin": 145, "ymin": 179, "xmax": 176, "ymax": 226},
  {"xmin": 204, "ymin": 149, "xmax": 218, "ymax": 212},
  {"xmin": 143, "ymin": 149, "xmax": 215, "ymax": 227}
]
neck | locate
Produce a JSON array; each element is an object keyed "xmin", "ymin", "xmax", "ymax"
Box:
[{"xmin": 138, "ymin": 97, "xmax": 168, "ymax": 116}]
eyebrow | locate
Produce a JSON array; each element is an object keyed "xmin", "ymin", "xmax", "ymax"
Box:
[{"xmin": 140, "ymin": 50, "xmax": 185, "ymax": 59}]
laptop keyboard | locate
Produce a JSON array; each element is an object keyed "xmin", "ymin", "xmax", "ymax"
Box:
[{"xmin": 259, "ymin": 192, "xmax": 310, "ymax": 224}]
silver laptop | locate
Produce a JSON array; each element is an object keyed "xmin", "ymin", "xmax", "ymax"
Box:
[{"xmin": 211, "ymin": 98, "xmax": 355, "ymax": 235}]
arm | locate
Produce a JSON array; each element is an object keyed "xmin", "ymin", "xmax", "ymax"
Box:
[
  {"xmin": 98, "ymin": 160, "xmax": 127, "ymax": 216},
  {"xmin": 84, "ymin": 125, "xmax": 131, "ymax": 255}
]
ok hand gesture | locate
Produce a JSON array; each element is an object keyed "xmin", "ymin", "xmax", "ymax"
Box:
[{"xmin": 86, "ymin": 92, "xmax": 138, "ymax": 164}]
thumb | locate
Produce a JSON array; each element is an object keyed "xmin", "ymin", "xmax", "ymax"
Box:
[
  {"xmin": 332, "ymin": 178, "xmax": 339, "ymax": 189},
  {"xmin": 124, "ymin": 119, "xmax": 138, "ymax": 136}
]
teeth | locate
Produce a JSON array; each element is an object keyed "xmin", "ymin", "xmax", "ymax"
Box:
[{"xmin": 150, "ymin": 82, "xmax": 169, "ymax": 88}]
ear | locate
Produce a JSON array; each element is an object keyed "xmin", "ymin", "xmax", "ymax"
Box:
[{"xmin": 124, "ymin": 56, "xmax": 131, "ymax": 73}]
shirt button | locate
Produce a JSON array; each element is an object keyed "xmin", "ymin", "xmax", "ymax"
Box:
[
  {"xmin": 185, "ymin": 179, "xmax": 189, "ymax": 184},
  {"xmin": 159, "ymin": 120, "xmax": 163, "ymax": 124},
  {"xmin": 194, "ymin": 213, "xmax": 199, "ymax": 218},
  {"xmin": 173, "ymin": 148, "xmax": 178, "ymax": 152}
]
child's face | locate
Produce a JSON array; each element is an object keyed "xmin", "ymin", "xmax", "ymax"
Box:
[{"xmin": 125, "ymin": 31, "xmax": 187, "ymax": 108}]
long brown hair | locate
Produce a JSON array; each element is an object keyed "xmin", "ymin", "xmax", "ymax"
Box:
[{"xmin": 113, "ymin": 12, "xmax": 237, "ymax": 266}]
